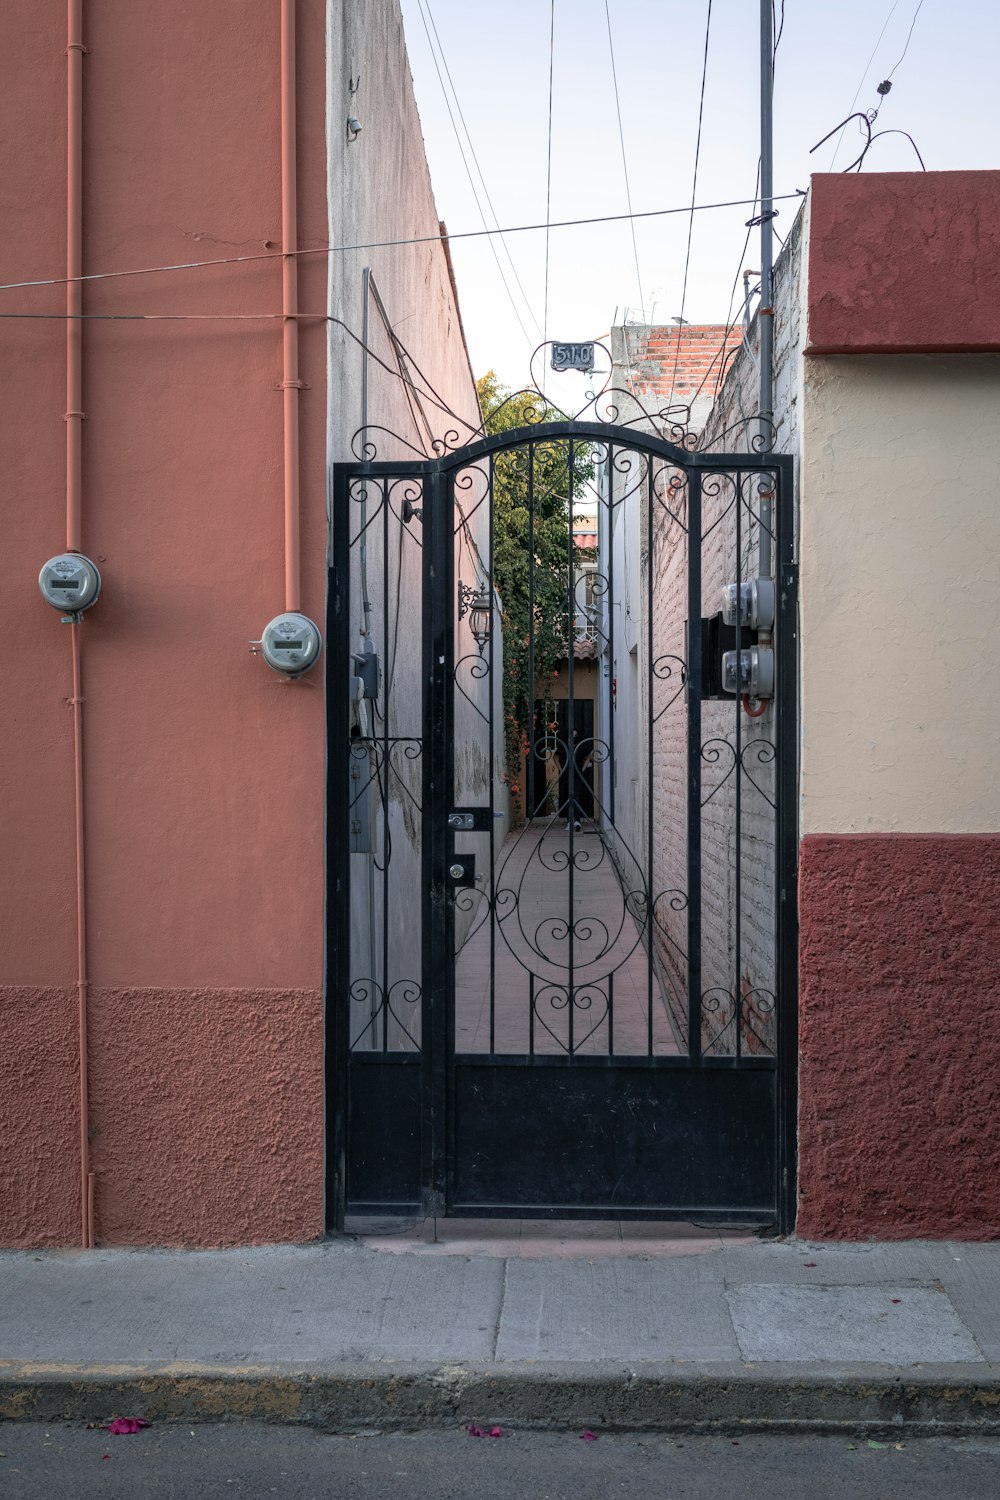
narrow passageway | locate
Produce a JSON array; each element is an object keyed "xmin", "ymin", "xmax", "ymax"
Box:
[{"xmin": 455, "ymin": 821, "xmax": 681, "ymax": 1055}]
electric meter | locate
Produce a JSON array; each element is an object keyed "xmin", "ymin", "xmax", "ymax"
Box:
[
  {"xmin": 38, "ymin": 554, "xmax": 101, "ymax": 615},
  {"xmin": 258, "ymin": 612, "xmax": 322, "ymax": 676},
  {"xmin": 722, "ymin": 645, "xmax": 774, "ymax": 700},
  {"xmin": 721, "ymin": 577, "xmax": 775, "ymax": 630}
]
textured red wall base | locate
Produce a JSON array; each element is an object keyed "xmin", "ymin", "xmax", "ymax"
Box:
[
  {"xmin": 0, "ymin": 987, "xmax": 324, "ymax": 1248},
  {"xmin": 798, "ymin": 835, "xmax": 1000, "ymax": 1240}
]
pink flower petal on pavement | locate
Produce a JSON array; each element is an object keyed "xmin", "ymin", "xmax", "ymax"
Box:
[
  {"xmin": 467, "ymin": 1424, "xmax": 484, "ymax": 1438},
  {"xmin": 105, "ymin": 1418, "xmax": 150, "ymax": 1435},
  {"xmin": 489, "ymin": 1427, "xmax": 503, "ymax": 1438},
  {"xmin": 580, "ymin": 1429, "xmax": 598, "ymax": 1442}
]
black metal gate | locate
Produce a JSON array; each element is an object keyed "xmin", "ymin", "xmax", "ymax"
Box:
[{"xmin": 328, "ymin": 414, "xmax": 797, "ymax": 1229}]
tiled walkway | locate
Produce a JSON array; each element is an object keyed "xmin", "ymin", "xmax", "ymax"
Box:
[{"xmin": 455, "ymin": 821, "xmax": 681, "ymax": 1055}]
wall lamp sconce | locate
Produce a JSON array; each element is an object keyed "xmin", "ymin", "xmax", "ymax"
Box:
[
  {"xmin": 458, "ymin": 582, "xmax": 492, "ymax": 656},
  {"xmin": 347, "ymin": 116, "xmax": 362, "ymax": 142}
]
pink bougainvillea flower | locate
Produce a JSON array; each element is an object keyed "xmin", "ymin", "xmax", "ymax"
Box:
[
  {"xmin": 489, "ymin": 1426, "xmax": 503, "ymax": 1438},
  {"xmin": 467, "ymin": 1424, "xmax": 485, "ymax": 1438},
  {"xmin": 579, "ymin": 1429, "xmax": 598, "ymax": 1442},
  {"xmin": 105, "ymin": 1418, "xmax": 150, "ymax": 1436}
]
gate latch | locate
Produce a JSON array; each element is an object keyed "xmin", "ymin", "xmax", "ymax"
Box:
[{"xmin": 447, "ymin": 807, "xmax": 493, "ymax": 832}]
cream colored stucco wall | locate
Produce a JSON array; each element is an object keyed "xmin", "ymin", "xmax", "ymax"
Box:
[{"xmin": 801, "ymin": 354, "xmax": 1000, "ymax": 833}]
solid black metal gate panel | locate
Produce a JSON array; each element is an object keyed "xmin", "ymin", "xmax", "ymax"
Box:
[
  {"xmin": 328, "ymin": 413, "xmax": 797, "ymax": 1231},
  {"xmin": 450, "ymin": 1060, "xmax": 776, "ymax": 1219}
]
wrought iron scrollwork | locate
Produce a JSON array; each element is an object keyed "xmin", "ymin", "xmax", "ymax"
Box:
[
  {"xmin": 350, "ymin": 977, "xmax": 422, "ymax": 1052},
  {"xmin": 700, "ymin": 736, "xmax": 777, "ymax": 808}
]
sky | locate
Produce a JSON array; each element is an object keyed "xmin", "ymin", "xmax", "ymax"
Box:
[{"xmin": 397, "ymin": 0, "xmax": 1000, "ymax": 395}]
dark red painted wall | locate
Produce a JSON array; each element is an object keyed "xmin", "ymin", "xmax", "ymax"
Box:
[
  {"xmin": 807, "ymin": 171, "xmax": 1000, "ymax": 354},
  {"xmin": 797, "ymin": 834, "xmax": 1000, "ymax": 1239}
]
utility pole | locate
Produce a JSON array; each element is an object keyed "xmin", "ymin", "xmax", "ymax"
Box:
[{"xmin": 758, "ymin": 0, "xmax": 774, "ymax": 580}]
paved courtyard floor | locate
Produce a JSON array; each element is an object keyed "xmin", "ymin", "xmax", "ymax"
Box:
[{"xmin": 454, "ymin": 821, "xmax": 681, "ymax": 1055}]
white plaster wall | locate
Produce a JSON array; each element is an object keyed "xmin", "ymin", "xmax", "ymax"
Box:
[
  {"xmin": 801, "ymin": 353, "xmax": 1000, "ymax": 835},
  {"xmin": 326, "ymin": 0, "xmax": 494, "ymax": 1048}
]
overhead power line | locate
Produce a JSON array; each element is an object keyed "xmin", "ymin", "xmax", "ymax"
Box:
[
  {"xmin": 542, "ymin": 0, "xmax": 556, "ymax": 354},
  {"xmin": 886, "ymin": 0, "xmax": 927, "ymax": 81},
  {"xmin": 667, "ymin": 0, "xmax": 714, "ymax": 410},
  {"xmin": 414, "ymin": 0, "xmax": 540, "ymax": 343},
  {"xmin": 827, "ymin": 0, "xmax": 901, "ymax": 168},
  {"xmin": 422, "ymin": 0, "xmax": 542, "ymax": 336},
  {"xmin": 604, "ymin": 0, "xmax": 646, "ymax": 325},
  {"xmin": 0, "ymin": 193, "xmax": 804, "ymax": 297}
]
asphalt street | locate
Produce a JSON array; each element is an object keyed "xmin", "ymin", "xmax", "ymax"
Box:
[{"xmin": 1, "ymin": 1425, "xmax": 999, "ymax": 1499}]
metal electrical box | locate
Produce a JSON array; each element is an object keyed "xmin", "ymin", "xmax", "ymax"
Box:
[
  {"xmin": 259, "ymin": 612, "xmax": 322, "ymax": 676},
  {"xmin": 722, "ymin": 645, "xmax": 775, "ymax": 700},
  {"xmin": 38, "ymin": 554, "xmax": 101, "ymax": 616}
]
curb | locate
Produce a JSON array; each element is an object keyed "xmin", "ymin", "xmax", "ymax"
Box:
[{"xmin": 3, "ymin": 1362, "xmax": 1000, "ymax": 1435}]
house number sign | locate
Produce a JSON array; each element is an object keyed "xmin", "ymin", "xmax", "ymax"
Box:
[{"xmin": 550, "ymin": 341, "xmax": 595, "ymax": 374}]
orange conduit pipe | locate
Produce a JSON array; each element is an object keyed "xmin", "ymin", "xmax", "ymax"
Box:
[
  {"xmin": 67, "ymin": 0, "xmax": 93, "ymax": 1249},
  {"xmin": 280, "ymin": 0, "xmax": 302, "ymax": 613}
]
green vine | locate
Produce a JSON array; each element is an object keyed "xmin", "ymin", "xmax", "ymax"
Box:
[{"xmin": 477, "ymin": 372, "xmax": 594, "ymax": 810}]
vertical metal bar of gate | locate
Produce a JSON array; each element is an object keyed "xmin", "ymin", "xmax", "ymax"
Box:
[
  {"xmin": 527, "ymin": 444, "xmax": 536, "ymax": 1055},
  {"xmin": 488, "ymin": 454, "xmax": 497, "ymax": 1055},
  {"xmin": 567, "ymin": 437, "xmax": 575, "ymax": 1054},
  {"xmin": 606, "ymin": 445, "xmax": 616, "ymax": 843},
  {"xmin": 326, "ymin": 468, "xmax": 351, "ymax": 1232},
  {"xmin": 734, "ymin": 473, "xmax": 743, "ymax": 1061},
  {"xmin": 686, "ymin": 468, "xmax": 703, "ymax": 1057},
  {"xmin": 423, "ymin": 465, "xmax": 451, "ymax": 1216}
]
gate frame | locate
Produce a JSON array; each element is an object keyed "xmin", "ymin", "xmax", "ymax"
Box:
[{"xmin": 326, "ymin": 421, "xmax": 798, "ymax": 1234}]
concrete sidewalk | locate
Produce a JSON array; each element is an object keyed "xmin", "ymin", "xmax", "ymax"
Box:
[{"xmin": 2, "ymin": 1231, "xmax": 1000, "ymax": 1434}]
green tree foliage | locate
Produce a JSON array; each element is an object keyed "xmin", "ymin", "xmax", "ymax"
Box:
[{"xmin": 477, "ymin": 372, "xmax": 594, "ymax": 805}]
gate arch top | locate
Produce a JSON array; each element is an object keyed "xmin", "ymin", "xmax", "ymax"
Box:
[{"xmin": 339, "ymin": 419, "xmax": 783, "ymax": 478}]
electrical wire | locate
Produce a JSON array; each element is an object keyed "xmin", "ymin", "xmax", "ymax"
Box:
[
  {"xmin": 885, "ymin": 0, "xmax": 926, "ymax": 82},
  {"xmin": 690, "ymin": 3, "xmax": 785, "ymax": 426},
  {"xmin": 542, "ymin": 0, "xmax": 556, "ymax": 355},
  {"xmin": 604, "ymin": 0, "xmax": 646, "ymax": 325},
  {"xmin": 667, "ymin": 0, "xmax": 714, "ymax": 411},
  {"xmin": 827, "ymin": 0, "xmax": 901, "ymax": 168},
  {"xmin": 705, "ymin": 160, "xmax": 761, "ymax": 412},
  {"xmin": 811, "ymin": 110, "xmax": 925, "ymax": 172},
  {"xmin": 420, "ymin": 0, "xmax": 542, "ymax": 339},
  {"xmin": 0, "ymin": 193, "xmax": 804, "ymax": 297},
  {"xmin": 414, "ymin": 0, "xmax": 538, "ymax": 345},
  {"xmin": 0, "ymin": 304, "xmax": 485, "ymax": 445}
]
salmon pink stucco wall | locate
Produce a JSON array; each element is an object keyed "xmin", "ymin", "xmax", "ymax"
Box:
[{"xmin": 0, "ymin": 2, "xmax": 328, "ymax": 1246}]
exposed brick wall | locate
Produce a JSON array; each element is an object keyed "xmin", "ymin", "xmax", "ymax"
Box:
[
  {"xmin": 687, "ymin": 207, "xmax": 804, "ymax": 1052},
  {"xmin": 616, "ymin": 324, "xmax": 731, "ymax": 433},
  {"xmin": 602, "ymin": 213, "xmax": 804, "ymax": 1056}
]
